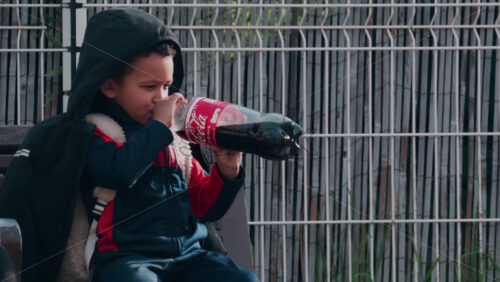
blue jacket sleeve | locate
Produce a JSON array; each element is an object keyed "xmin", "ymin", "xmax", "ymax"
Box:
[{"xmin": 87, "ymin": 120, "xmax": 173, "ymax": 189}]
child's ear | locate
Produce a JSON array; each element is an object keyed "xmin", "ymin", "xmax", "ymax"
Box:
[{"xmin": 100, "ymin": 79, "xmax": 118, "ymax": 99}]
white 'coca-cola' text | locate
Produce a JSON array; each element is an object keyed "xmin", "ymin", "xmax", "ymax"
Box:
[{"xmin": 187, "ymin": 110, "xmax": 208, "ymax": 144}]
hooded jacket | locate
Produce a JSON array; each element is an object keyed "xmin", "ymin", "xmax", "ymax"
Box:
[
  {"xmin": 83, "ymin": 95, "xmax": 244, "ymax": 264},
  {"xmin": 0, "ymin": 8, "xmax": 227, "ymax": 282}
]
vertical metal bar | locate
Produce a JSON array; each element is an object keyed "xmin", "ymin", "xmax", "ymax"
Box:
[
  {"xmin": 298, "ymin": 1, "xmax": 308, "ymax": 281},
  {"xmin": 211, "ymin": 0, "xmax": 220, "ymax": 100},
  {"xmin": 167, "ymin": 0, "xmax": 175, "ymax": 26},
  {"xmin": 363, "ymin": 2, "xmax": 374, "ymax": 280},
  {"xmin": 62, "ymin": 0, "xmax": 71, "ymax": 111},
  {"xmin": 319, "ymin": 1, "xmax": 330, "ymax": 281},
  {"xmin": 62, "ymin": 0, "xmax": 85, "ymax": 113},
  {"xmin": 281, "ymin": 107, "xmax": 287, "ymax": 281},
  {"xmin": 451, "ymin": 4, "xmax": 461, "ymax": 281},
  {"xmin": 385, "ymin": 2, "xmax": 396, "ymax": 281},
  {"xmin": 276, "ymin": 1, "xmax": 287, "ymax": 280},
  {"xmin": 495, "ymin": 13, "xmax": 500, "ymax": 282},
  {"xmin": 496, "ymin": 13, "xmax": 500, "ymax": 282},
  {"xmin": 342, "ymin": 2, "xmax": 352, "ymax": 281},
  {"xmin": 70, "ymin": 0, "xmax": 77, "ymax": 86},
  {"xmin": 429, "ymin": 2, "xmax": 440, "ymax": 280},
  {"xmin": 407, "ymin": 2, "xmax": 419, "ymax": 280},
  {"xmin": 472, "ymin": 2, "xmax": 484, "ymax": 278},
  {"xmin": 189, "ymin": 1, "xmax": 198, "ymax": 97},
  {"xmin": 233, "ymin": 1, "xmax": 242, "ymax": 105},
  {"xmin": 40, "ymin": 1, "xmax": 45, "ymax": 121},
  {"xmin": 255, "ymin": 2, "xmax": 265, "ymax": 280},
  {"xmin": 16, "ymin": 0, "xmax": 21, "ymax": 124}
]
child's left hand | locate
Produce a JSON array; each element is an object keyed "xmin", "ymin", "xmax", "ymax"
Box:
[{"xmin": 212, "ymin": 147, "xmax": 242, "ymax": 180}]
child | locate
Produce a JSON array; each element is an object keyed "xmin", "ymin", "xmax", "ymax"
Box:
[{"xmin": 74, "ymin": 8, "xmax": 258, "ymax": 282}]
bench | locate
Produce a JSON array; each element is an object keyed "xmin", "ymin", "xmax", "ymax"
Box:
[{"xmin": 0, "ymin": 125, "xmax": 253, "ymax": 281}]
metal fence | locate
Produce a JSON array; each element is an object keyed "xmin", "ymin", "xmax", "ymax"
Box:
[{"xmin": 2, "ymin": 1, "xmax": 500, "ymax": 281}]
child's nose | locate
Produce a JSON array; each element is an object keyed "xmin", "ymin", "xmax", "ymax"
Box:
[{"xmin": 153, "ymin": 88, "xmax": 169, "ymax": 103}]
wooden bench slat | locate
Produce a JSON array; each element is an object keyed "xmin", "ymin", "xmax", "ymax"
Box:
[
  {"xmin": 0, "ymin": 126, "xmax": 29, "ymax": 174},
  {"xmin": 0, "ymin": 155, "xmax": 14, "ymax": 173},
  {"xmin": 0, "ymin": 126, "xmax": 31, "ymax": 148}
]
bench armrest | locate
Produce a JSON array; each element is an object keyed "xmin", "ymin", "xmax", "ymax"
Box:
[
  {"xmin": 0, "ymin": 218, "xmax": 21, "ymax": 282},
  {"xmin": 214, "ymin": 190, "xmax": 253, "ymax": 271}
]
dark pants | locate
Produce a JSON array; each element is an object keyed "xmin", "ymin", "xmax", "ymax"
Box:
[{"xmin": 92, "ymin": 250, "xmax": 259, "ymax": 282}]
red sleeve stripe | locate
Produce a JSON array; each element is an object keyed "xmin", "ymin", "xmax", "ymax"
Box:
[
  {"xmin": 96, "ymin": 200, "xmax": 118, "ymax": 252},
  {"xmin": 152, "ymin": 146, "xmax": 182, "ymax": 169},
  {"xmin": 188, "ymin": 160, "xmax": 224, "ymax": 218},
  {"xmin": 94, "ymin": 128, "xmax": 123, "ymax": 149}
]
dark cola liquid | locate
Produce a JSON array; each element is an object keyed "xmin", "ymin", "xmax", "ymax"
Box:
[{"xmin": 215, "ymin": 121, "xmax": 301, "ymax": 161}]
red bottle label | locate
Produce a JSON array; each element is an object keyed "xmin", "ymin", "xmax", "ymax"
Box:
[{"xmin": 183, "ymin": 97, "xmax": 230, "ymax": 146}]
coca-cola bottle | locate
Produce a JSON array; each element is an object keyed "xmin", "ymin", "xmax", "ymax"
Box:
[{"xmin": 170, "ymin": 97, "xmax": 302, "ymax": 161}]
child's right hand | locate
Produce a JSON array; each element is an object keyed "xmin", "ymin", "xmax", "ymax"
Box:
[{"xmin": 153, "ymin": 92, "xmax": 188, "ymax": 128}]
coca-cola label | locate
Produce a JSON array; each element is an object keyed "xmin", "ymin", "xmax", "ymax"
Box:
[{"xmin": 183, "ymin": 97, "xmax": 230, "ymax": 146}]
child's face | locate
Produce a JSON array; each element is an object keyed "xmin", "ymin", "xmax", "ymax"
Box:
[{"xmin": 101, "ymin": 54, "xmax": 174, "ymax": 125}]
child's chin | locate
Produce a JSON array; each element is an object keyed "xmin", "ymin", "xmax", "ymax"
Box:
[{"xmin": 134, "ymin": 117, "xmax": 149, "ymax": 125}]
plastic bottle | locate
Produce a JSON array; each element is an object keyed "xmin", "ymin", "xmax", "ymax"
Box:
[{"xmin": 170, "ymin": 97, "xmax": 302, "ymax": 161}]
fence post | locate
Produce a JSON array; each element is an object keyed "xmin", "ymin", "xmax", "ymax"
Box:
[{"xmin": 62, "ymin": 0, "xmax": 86, "ymax": 112}]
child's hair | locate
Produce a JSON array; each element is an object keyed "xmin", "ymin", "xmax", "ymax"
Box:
[{"xmin": 111, "ymin": 41, "xmax": 177, "ymax": 82}]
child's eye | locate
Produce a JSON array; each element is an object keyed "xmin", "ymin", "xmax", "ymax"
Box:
[
  {"xmin": 163, "ymin": 84, "xmax": 170, "ymax": 90},
  {"xmin": 143, "ymin": 85, "xmax": 155, "ymax": 90}
]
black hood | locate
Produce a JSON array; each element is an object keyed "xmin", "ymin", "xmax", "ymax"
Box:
[{"xmin": 67, "ymin": 8, "xmax": 184, "ymax": 118}]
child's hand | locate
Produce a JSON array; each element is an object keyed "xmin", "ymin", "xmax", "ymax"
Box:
[
  {"xmin": 213, "ymin": 147, "xmax": 242, "ymax": 180},
  {"xmin": 153, "ymin": 93, "xmax": 188, "ymax": 128}
]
